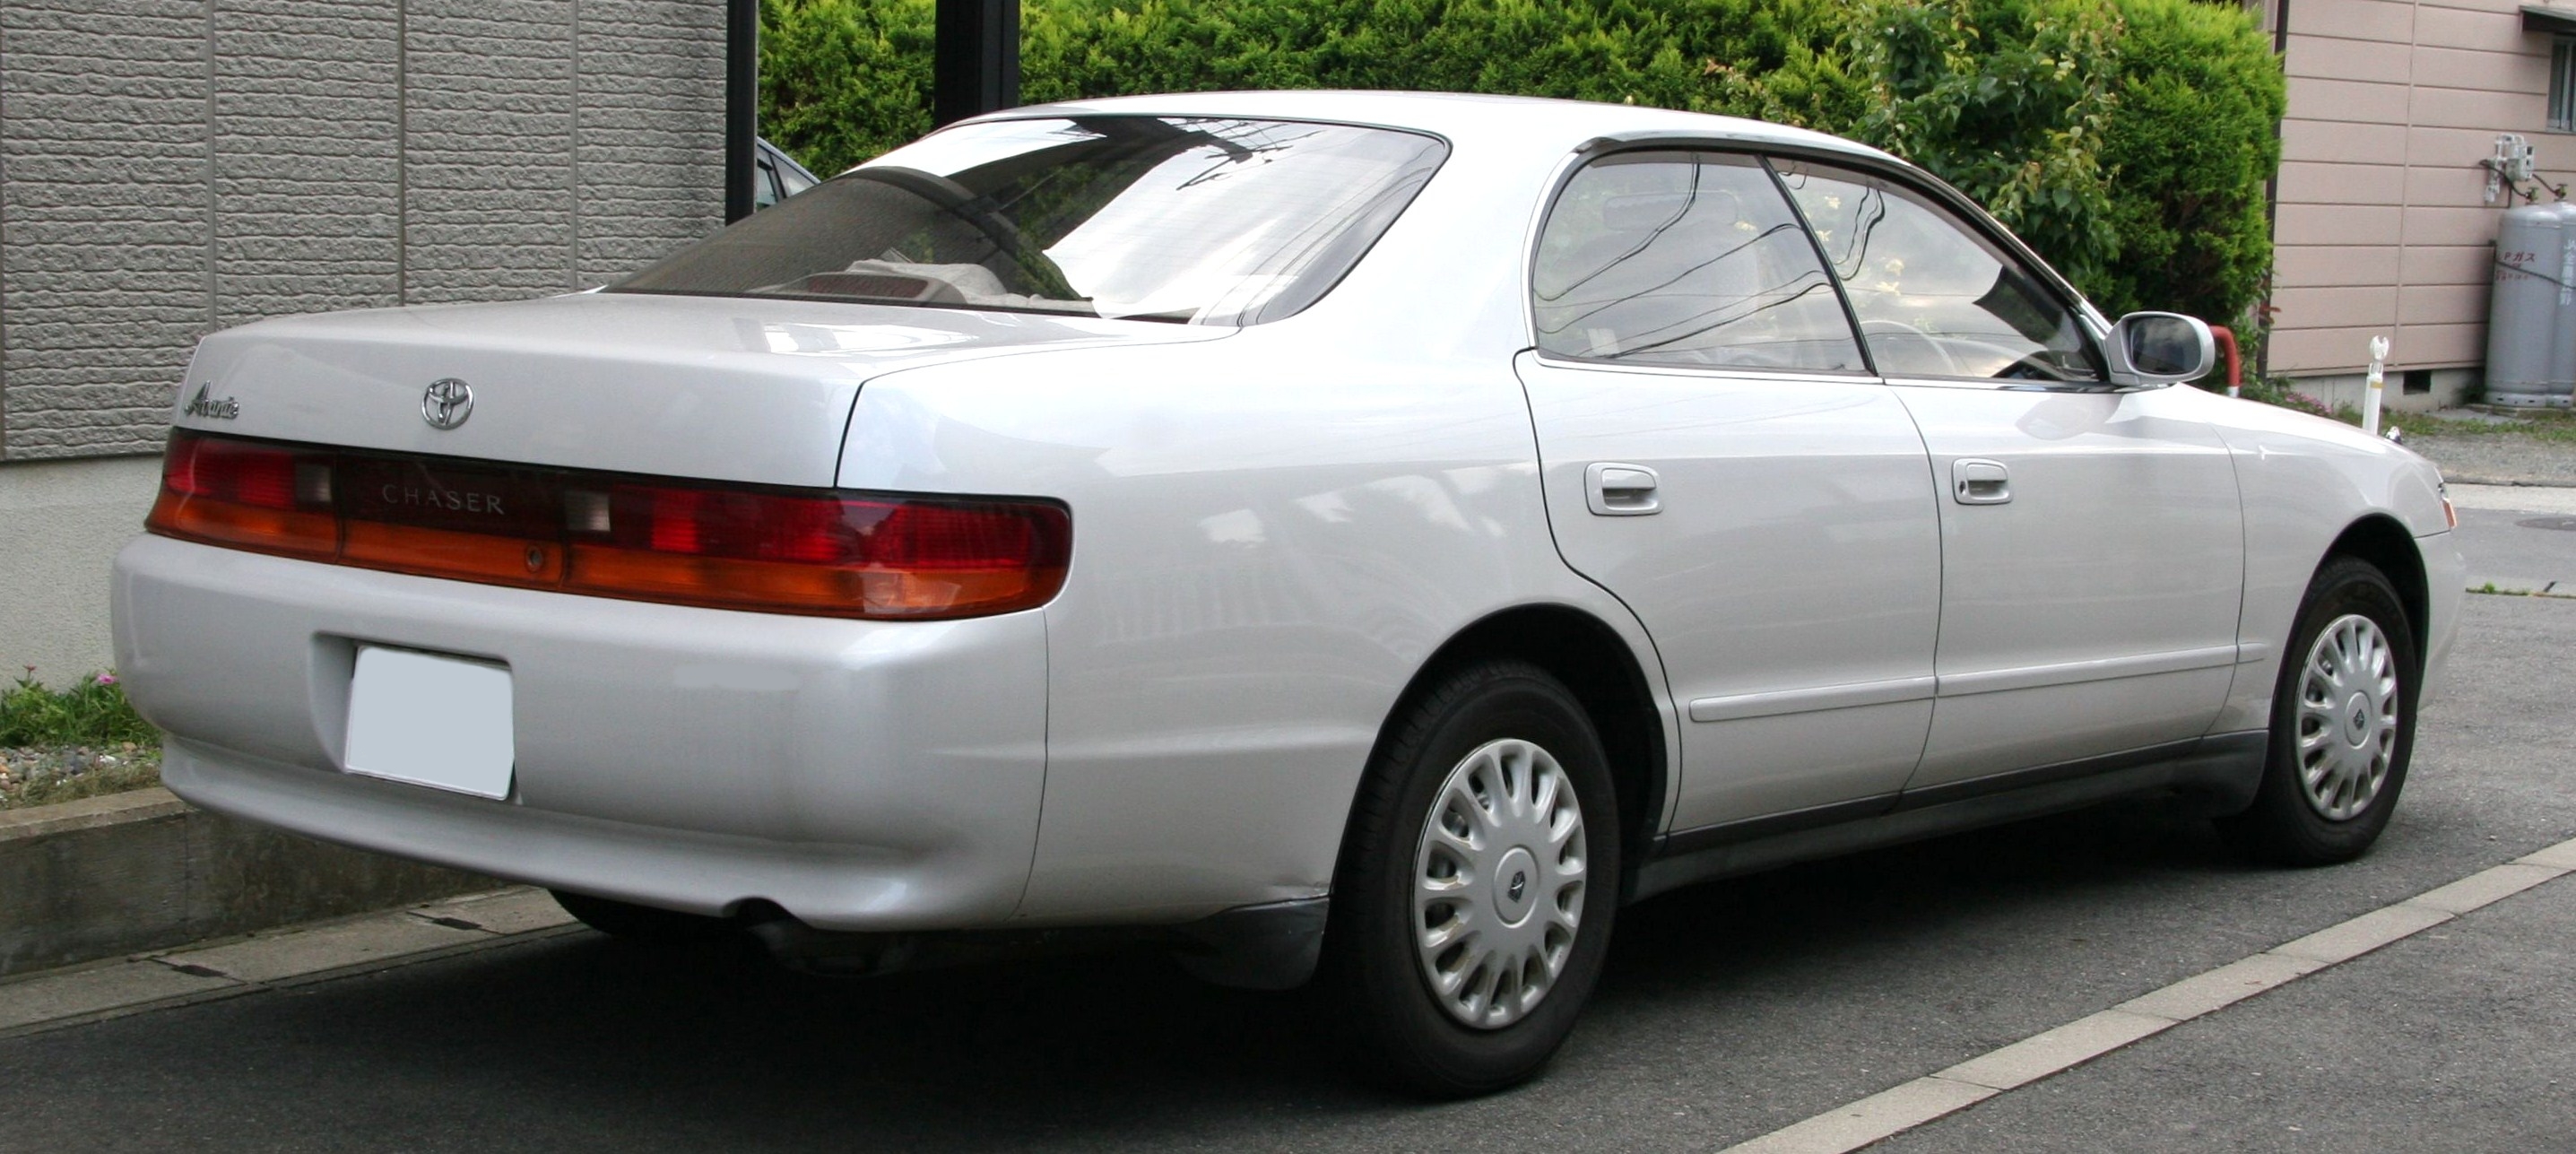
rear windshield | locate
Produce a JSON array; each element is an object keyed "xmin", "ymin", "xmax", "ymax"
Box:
[{"xmin": 611, "ymin": 117, "xmax": 1450, "ymax": 325}]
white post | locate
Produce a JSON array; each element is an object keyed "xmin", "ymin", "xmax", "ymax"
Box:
[{"xmin": 2364, "ymin": 335, "xmax": 2390, "ymax": 436}]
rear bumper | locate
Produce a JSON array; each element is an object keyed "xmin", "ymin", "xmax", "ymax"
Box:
[{"xmin": 112, "ymin": 534, "xmax": 1047, "ymax": 931}]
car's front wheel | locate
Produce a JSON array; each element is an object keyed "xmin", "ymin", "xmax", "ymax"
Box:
[
  {"xmin": 2218, "ymin": 556, "xmax": 2420, "ymax": 865},
  {"xmin": 1324, "ymin": 660, "xmax": 1621, "ymax": 1097}
]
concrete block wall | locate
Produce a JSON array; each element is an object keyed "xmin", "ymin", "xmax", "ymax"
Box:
[
  {"xmin": 0, "ymin": 1, "xmax": 213, "ymax": 461},
  {"xmin": 0, "ymin": 0, "xmax": 724, "ymax": 681},
  {"xmin": 0, "ymin": 0, "xmax": 725, "ymax": 463}
]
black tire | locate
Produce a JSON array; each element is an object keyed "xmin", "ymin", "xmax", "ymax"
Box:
[
  {"xmin": 550, "ymin": 889, "xmax": 740, "ymax": 943},
  {"xmin": 2217, "ymin": 557, "xmax": 2421, "ymax": 866},
  {"xmin": 1323, "ymin": 660, "xmax": 1622, "ymax": 1098}
]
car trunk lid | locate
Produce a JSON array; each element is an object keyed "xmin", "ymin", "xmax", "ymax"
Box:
[{"xmin": 178, "ymin": 291, "xmax": 1232, "ymax": 488}]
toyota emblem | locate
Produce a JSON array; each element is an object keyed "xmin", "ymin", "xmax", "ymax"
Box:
[{"xmin": 422, "ymin": 378, "xmax": 474, "ymax": 430}]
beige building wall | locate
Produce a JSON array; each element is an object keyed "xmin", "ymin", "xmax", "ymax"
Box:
[{"xmin": 2266, "ymin": 0, "xmax": 2576, "ymax": 406}]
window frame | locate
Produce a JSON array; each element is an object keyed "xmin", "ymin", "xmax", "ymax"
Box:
[
  {"xmin": 2552, "ymin": 35, "xmax": 2576, "ymax": 134},
  {"xmin": 611, "ymin": 114, "xmax": 1454, "ymax": 327},
  {"xmin": 1767, "ymin": 153, "xmax": 2112, "ymax": 389},
  {"xmin": 1522, "ymin": 138, "xmax": 2112, "ymax": 391},
  {"xmin": 1525, "ymin": 147, "xmax": 1877, "ymax": 376}
]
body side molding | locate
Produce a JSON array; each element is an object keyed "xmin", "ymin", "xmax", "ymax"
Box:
[
  {"xmin": 1686, "ymin": 646, "xmax": 2243, "ymax": 726},
  {"xmin": 1687, "ymin": 676, "xmax": 1937, "ymax": 724},
  {"xmin": 1934, "ymin": 645, "xmax": 2242, "ymax": 698}
]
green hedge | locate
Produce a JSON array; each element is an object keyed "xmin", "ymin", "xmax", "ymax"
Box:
[
  {"xmin": 2089, "ymin": 0, "xmax": 2284, "ymax": 324},
  {"xmin": 760, "ymin": 0, "xmax": 2283, "ymax": 325}
]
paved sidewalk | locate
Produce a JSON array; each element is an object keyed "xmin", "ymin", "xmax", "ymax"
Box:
[{"xmin": 0, "ymin": 889, "xmax": 576, "ymax": 1037}]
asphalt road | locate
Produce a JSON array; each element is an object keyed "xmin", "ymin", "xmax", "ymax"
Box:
[
  {"xmin": 2459, "ymin": 508, "xmax": 2576, "ymax": 594},
  {"xmin": 3, "ymin": 533, "xmax": 2573, "ymax": 1150}
]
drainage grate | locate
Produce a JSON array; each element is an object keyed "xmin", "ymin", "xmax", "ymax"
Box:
[{"xmin": 2517, "ymin": 516, "xmax": 2576, "ymax": 532}]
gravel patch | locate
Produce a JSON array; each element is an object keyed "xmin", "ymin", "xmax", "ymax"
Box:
[
  {"xmin": 2394, "ymin": 409, "xmax": 2576, "ymax": 487},
  {"xmin": 0, "ymin": 744, "xmax": 162, "ymax": 811},
  {"xmin": 2407, "ymin": 434, "xmax": 2576, "ymax": 487}
]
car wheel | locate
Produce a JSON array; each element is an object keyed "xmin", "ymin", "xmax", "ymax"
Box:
[
  {"xmin": 550, "ymin": 889, "xmax": 740, "ymax": 943},
  {"xmin": 1324, "ymin": 660, "xmax": 1621, "ymax": 1097},
  {"xmin": 2217, "ymin": 557, "xmax": 2420, "ymax": 866}
]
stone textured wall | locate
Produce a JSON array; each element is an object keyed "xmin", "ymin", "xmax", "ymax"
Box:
[
  {"xmin": 0, "ymin": 2, "xmax": 213, "ymax": 461},
  {"xmin": 0, "ymin": 0, "xmax": 725, "ymax": 461}
]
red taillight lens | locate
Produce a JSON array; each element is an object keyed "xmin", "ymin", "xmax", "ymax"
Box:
[
  {"xmin": 143, "ymin": 431, "xmax": 1071, "ymax": 620},
  {"xmin": 147, "ymin": 431, "xmax": 337, "ymax": 557},
  {"xmin": 566, "ymin": 483, "xmax": 1069, "ymax": 617}
]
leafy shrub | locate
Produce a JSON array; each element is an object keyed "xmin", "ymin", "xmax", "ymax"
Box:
[
  {"xmin": 1848, "ymin": 0, "xmax": 2123, "ymax": 290},
  {"xmin": 761, "ymin": 0, "xmax": 936, "ymax": 176},
  {"xmin": 1, "ymin": 670, "xmax": 156, "ymax": 748},
  {"xmin": 2089, "ymin": 0, "xmax": 2284, "ymax": 325},
  {"xmin": 2236, "ymin": 377, "xmax": 2334, "ymax": 420},
  {"xmin": 759, "ymin": 0, "xmax": 2282, "ymax": 323}
]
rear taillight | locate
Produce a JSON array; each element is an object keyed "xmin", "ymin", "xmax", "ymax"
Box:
[
  {"xmin": 149, "ymin": 433, "xmax": 338, "ymax": 557},
  {"xmin": 145, "ymin": 430, "xmax": 1070, "ymax": 620},
  {"xmin": 566, "ymin": 482, "xmax": 1070, "ymax": 617}
]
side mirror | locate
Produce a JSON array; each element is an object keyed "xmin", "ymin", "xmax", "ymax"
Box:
[{"xmin": 2107, "ymin": 311, "xmax": 2216, "ymax": 387}]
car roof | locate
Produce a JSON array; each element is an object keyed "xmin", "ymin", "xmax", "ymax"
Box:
[{"xmin": 963, "ymin": 90, "xmax": 1901, "ymax": 168}]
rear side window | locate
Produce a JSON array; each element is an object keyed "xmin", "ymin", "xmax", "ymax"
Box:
[
  {"xmin": 612, "ymin": 117, "xmax": 1448, "ymax": 326},
  {"xmin": 1531, "ymin": 151, "xmax": 1865, "ymax": 372},
  {"xmin": 1771, "ymin": 159, "xmax": 2103, "ymax": 383}
]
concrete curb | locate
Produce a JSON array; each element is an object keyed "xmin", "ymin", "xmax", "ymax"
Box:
[
  {"xmin": 0, "ymin": 787, "xmax": 500, "ymax": 977},
  {"xmin": 2442, "ymin": 474, "xmax": 2576, "ymax": 489}
]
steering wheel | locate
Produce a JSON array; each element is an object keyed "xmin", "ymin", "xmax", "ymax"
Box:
[{"xmin": 1860, "ymin": 317, "xmax": 1967, "ymax": 378}]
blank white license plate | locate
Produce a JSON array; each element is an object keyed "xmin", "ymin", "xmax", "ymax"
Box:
[{"xmin": 343, "ymin": 646, "xmax": 516, "ymax": 800}]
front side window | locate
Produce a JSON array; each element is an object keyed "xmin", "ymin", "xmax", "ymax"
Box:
[
  {"xmin": 613, "ymin": 117, "xmax": 1449, "ymax": 325},
  {"xmin": 1531, "ymin": 151, "xmax": 1866, "ymax": 372},
  {"xmin": 1773, "ymin": 159, "xmax": 2103, "ymax": 383}
]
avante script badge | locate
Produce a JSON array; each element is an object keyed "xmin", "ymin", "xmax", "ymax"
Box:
[
  {"xmin": 182, "ymin": 384, "xmax": 239, "ymax": 421},
  {"xmin": 422, "ymin": 378, "xmax": 474, "ymax": 430}
]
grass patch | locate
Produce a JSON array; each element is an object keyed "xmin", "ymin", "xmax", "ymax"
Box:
[
  {"xmin": 2, "ymin": 670, "xmax": 156, "ymax": 747},
  {"xmin": 2390, "ymin": 412, "xmax": 2576, "ymax": 445},
  {"xmin": 2227, "ymin": 380, "xmax": 2576, "ymax": 444},
  {"xmin": 2, "ymin": 670, "xmax": 162, "ymax": 810}
]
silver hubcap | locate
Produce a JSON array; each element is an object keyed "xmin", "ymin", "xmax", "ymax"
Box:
[
  {"xmin": 2296, "ymin": 613, "xmax": 2401, "ymax": 821},
  {"xmin": 1412, "ymin": 738, "xmax": 1588, "ymax": 1030}
]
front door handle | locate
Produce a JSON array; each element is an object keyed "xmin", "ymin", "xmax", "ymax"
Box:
[
  {"xmin": 1953, "ymin": 458, "xmax": 2011, "ymax": 505},
  {"xmin": 1585, "ymin": 462, "xmax": 1661, "ymax": 516}
]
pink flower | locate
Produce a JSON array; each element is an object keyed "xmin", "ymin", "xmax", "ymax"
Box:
[{"xmin": 95, "ymin": 673, "xmax": 118, "ymax": 687}]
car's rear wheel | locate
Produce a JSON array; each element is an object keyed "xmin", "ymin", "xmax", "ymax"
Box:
[
  {"xmin": 1324, "ymin": 660, "xmax": 1620, "ymax": 1097},
  {"xmin": 2217, "ymin": 557, "xmax": 2420, "ymax": 865},
  {"xmin": 550, "ymin": 889, "xmax": 740, "ymax": 943}
]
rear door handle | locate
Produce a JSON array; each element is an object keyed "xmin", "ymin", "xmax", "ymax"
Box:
[
  {"xmin": 1952, "ymin": 458, "xmax": 2011, "ymax": 505},
  {"xmin": 1585, "ymin": 462, "xmax": 1661, "ymax": 516}
]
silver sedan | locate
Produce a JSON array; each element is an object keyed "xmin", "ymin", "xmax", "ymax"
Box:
[{"xmin": 113, "ymin": 91, "xmax": 2461, "ymax": 1095}]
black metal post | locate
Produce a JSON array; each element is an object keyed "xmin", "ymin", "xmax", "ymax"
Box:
[
  {"xmin": 724, "ymin": 0, "xmax": 759, "ymax": 222},
  {"xmin": 934, "ymin": 0, "xmax": 1020, "ymax": 127}
]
